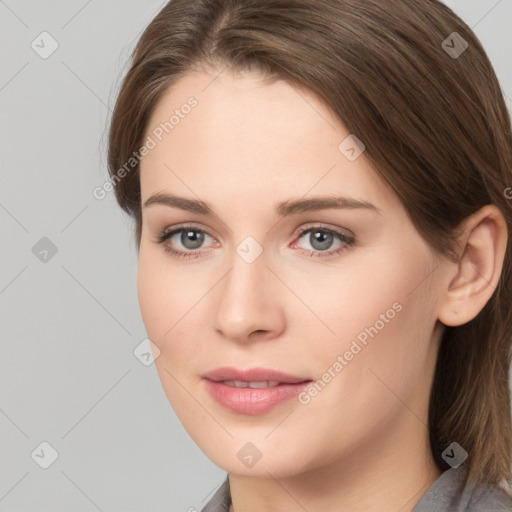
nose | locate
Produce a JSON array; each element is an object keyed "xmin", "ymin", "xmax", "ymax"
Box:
[{"xmin": 213, "ymin": 246, "xmax": 286, "ymax": 343}]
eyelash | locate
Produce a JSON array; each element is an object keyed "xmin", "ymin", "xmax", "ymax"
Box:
[{"xmin": 153, "ymin": 223, "xmax": 355, "ymax": 260}]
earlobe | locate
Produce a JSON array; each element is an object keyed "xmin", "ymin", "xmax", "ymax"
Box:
[{"xmin": 437, "ymin": 205, "xmax": 508, "ymax": 327}]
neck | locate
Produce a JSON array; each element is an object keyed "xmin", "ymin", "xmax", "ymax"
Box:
[{"xmin": 228, "ymin": 416, "xmax": 441, "ymax": 512}]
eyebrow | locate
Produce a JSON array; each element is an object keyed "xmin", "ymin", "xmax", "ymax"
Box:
[{"xmin": 143, "ymin": 192, "xmax": 381, "ymax": 217}]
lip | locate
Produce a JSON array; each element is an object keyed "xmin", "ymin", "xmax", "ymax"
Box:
[
  {"xmin": 201, "ymin": 367, "xmax": 312, "ymax": 415},
  {"xmin": 201, "ymin": 366, "xmax": 310, "ymax": 384}
]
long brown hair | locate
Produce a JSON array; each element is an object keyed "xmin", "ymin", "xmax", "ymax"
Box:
[{"xmin": 107, "ymin": 0, "xmax": 512, "ymax": 494}]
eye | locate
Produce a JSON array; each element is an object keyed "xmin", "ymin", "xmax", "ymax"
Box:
[
  {"xmin": 153, "ymin": 223, "xmax": 355, "ymax": 260},
  {"xmin": 291, "ymin": 226, "xmax": 355, "ymax": 258},
  {"xmin": 153, "ymin": 224, "xmax": 216, "ymax": 258}
]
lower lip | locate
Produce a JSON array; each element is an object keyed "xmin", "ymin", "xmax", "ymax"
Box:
[{"xmin": 203, "ymin": 379, "xmax": 312, "ymax": 415}]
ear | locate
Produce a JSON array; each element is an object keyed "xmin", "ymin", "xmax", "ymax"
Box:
[{"xmin": 437, "ymin": 205, "xmax": 508, "ymax": 327}]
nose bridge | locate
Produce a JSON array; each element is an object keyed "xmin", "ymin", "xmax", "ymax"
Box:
[{"xmin": 214, "ymin": 237, "xmax": 283, "ymax": 340}]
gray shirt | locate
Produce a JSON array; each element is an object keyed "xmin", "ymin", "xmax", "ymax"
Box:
[{"xmin": 200, "ymin": 466, "xmax": 512, "ymax": 511}]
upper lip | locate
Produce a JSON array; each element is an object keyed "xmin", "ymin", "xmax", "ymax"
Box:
[{"xmin": 201, "ymin": 367, "xmax": 311, "ymax": 384}]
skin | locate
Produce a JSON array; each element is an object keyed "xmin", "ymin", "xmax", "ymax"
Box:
[{"xmin": 136, "ymin": 66, "xmax": 507, "ymax": 512}]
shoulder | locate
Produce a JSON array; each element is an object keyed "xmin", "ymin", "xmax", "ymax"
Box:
[
  {"xmin": 467, "ymin": 482, "xmax": 512, "ymax": 512},
  {"xmin": 413, "ymin": 467, "xmax": 512, "ymax": 512},
  {"xmin": 200, "ymin": 475, "xmax": 231, "ymax": 512}
]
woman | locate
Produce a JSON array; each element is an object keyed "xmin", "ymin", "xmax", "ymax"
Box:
[{"xmin": 106, "ymin": 0, "xmax": 512, "ymax": 510}]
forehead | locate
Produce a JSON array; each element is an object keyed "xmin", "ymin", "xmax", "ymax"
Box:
[{"xmin": 139, "ymin": 69, "xmax": 397, "ymax": 212}]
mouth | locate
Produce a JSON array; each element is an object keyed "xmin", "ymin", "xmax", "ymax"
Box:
[
  {"xmin": 201, "ymin": 366, "xmax": 311, "ymax": 384},
  {"xmin": 219, "ymin": 380, "xmax": 285, "ymax": 388},
  {"xmin": 201, "ymin": 367, "xmax": 313, "ymax": 415}
]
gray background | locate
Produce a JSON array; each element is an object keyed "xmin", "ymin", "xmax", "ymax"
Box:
[{"xmin": 1, "ymin": 1, "xmax": 511, "ymax": 511}]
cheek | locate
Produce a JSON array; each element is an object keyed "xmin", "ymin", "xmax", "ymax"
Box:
[
  {"xmin": 137, "ymin": 248, "xmax": 208, "ymax": 366},
  {"xmin": 300, "ymin": 247, "xmax": 438, "ymax": 401},
  {"xmin": 137, "ymin": 251, "xmax": 166, "ymax": 340},
  {"xmin": 286, "ymin": 244, "xmax": 431, "ymax": 349},
  {"xmin": 137, "ymin": 249, "xmax": 186, "ymax": 346},
  {"xmin": 137, "ymin": 251, "xmax": 203, "ymax": 415},
  {"xmin": 288, "ymin": 267, "xmax": 437, "ymax": 466}
]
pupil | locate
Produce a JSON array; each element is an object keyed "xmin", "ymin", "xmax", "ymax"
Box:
[
  {"xmin": 311, "ymin": 231, "xmax": 333, "ymax": 251},
  {"xmin": 181, "ymin": 230, "xmax": 204, "ymax": 249}
]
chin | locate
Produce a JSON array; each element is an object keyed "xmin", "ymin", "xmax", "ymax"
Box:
[{"xmin": 194, "ymin": 432, "xmax": 317, "ymax": 478}]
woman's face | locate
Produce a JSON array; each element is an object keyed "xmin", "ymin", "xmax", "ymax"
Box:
[{"xmin": 137, "ymin": 68, "xmax": 446, "ymax": 477}]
